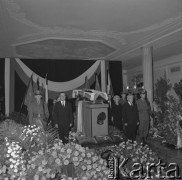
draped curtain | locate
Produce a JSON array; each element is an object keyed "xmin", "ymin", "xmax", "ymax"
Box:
[{"xmin": 5, "ymin": 58, "xmax": 101, "ymax": 115}]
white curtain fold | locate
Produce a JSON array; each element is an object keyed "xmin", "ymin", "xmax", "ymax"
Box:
[
  {"xmin": 5, "ymin": 58, "xmax": 10, "ymax": 115},
  {"xmin": 15, "ymin": 58, "xmax": 101, "ymax": 92},
  {"xmin": 77, "ymin": 101, "xmax": 84, "ymax": 133}
]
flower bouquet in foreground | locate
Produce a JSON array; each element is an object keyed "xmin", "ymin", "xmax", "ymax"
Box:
[
  {"xmin": 96, "ymin": 140, "xmax": 159, "ymax": 179},
  {"xmin": 25, "ymin": 139, "xmax": 110, "ymax": 180}
]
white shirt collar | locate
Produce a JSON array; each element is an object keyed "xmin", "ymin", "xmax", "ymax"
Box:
[
  {"xmin": 61, "ymin": 100, "xmax": 65, "ymax": 105},
  {"xmin": 128, "ymin": 101, "xmax": 133, "ymax": 106}
]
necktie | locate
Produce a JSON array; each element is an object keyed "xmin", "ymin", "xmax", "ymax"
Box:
[{"xmin": 61, "ymin": 101, "xmax": 64, "ymax": 106}]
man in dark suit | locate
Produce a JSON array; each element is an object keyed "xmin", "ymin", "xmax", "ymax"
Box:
[
  {"xmin": 107, "ymin": 94, "xmax": 114, "ymax": 126},
  {"xmin": 122, "ymin": 93, "xmax": 139, "ymax": 141},
  {"xmin": 53, "ymin": 92, "xmax": 73, "ymax": 144}
]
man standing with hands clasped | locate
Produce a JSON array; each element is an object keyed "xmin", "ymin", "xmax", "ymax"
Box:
[
  {"xmin": 53, "ymin": 92, "xmax": 73, "ymax": 144},
  {"xmin": 122, "ymin": 93, "xmax": 139, "ymax": 141}
]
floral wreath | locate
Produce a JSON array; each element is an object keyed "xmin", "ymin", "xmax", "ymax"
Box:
[{"xmin": 97, "ymin": 112, "xmax": 106, "ymax": 125}]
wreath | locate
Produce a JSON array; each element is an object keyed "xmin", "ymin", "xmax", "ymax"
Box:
[{"xmin": 97, "ymin": 112, "xmax": 106, "ymax": 125}]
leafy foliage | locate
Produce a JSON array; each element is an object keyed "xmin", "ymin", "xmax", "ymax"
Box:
[
  {"xmin": 154, "ymin": 77, "xmax": 182, "ymax": 146},
  {"xmin": 154, "ymin": 76, "xmax": 172, "ymax": 123},
  {"xmin": 0, "ymin": 119, "xmax": 59, "ymax": 150},
  {"xmin": 5, "ymin": 112, "xmax": 29, "ymax": 125},
  {"xmin": 173, "ymin": 79, "xmax": 182, "ymax": 102}
]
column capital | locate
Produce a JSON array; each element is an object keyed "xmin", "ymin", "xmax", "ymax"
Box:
[{"xmin": 141, "ymin": 45, "xmax": 153, "ymax": 51}]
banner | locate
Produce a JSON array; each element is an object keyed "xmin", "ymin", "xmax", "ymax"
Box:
[
  {"xmin": 24, "ymin": 75, "xmax": 34, "ymax": 108},
  {"xmin": 107, "ymin": 71, "xmax": 114, "ymax": 96},
  {"xmin": 94, "ymin": 73, "xmax": 101, "ymax": 91},
  {"xmin": 15, "ymin": 58, "xmax": 100, "ymax": 92}
]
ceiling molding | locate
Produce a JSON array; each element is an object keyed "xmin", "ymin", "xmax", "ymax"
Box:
[
  {"xmin": 125, "ymin": 53, "xmax": 182, "ymax": 74},
  {"xmin": 14, "ymin": 38, "xmax": 117, "ymax": 59},
  {"xmin": 108, "ymin": 27, "xmax": 182, "ymax": 61},
  {"xmin": 1, "ymin": 0, "xmax": 181, "ymax": 61},
  {"xmin": 4, "ymin": 0, "xmax": 182, "ymax": 37}
]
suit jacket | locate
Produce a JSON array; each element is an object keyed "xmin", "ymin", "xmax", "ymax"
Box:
[
  {"xmin": 122, "ymin": 101, "xmax": 139, "ymax": 126},
  {"xmin": 53, "ymin": 100, "xmax": 73, "ymax": 131}
]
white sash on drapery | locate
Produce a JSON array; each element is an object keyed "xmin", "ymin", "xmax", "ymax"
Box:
[{"xmin": 77, "ymin": 101, "xmax": 84, "ymax": 134}]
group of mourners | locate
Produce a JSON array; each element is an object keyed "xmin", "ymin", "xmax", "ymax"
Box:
[
  {"xmin": 28, "ymin": 90, "xmax": 73, "ymax": 144},
  {"xmin": 108, "ymin": 89, "xmax": 152, "ymax": 144},
  {"xmin": 27, "ymin": 88, "xmax": 152, "ymax": 145}
]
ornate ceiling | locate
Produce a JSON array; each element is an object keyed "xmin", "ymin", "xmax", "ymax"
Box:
[{"xmin": 0, "ymin": 0, "xmax": 182, "ymax": 69}]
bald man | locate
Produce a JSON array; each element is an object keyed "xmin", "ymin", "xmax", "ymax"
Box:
[
  {"xmin": 122, "ymin": 93, "xmax": 139, "ymax": 141},
  {"xmin": 53, "ymin": 92, "xmax": 73, "ymax": 144}
]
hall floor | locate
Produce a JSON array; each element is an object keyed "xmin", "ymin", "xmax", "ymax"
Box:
[{"xmin": 147, "ymin": 138, "xmax": 182, "ymax": 178}]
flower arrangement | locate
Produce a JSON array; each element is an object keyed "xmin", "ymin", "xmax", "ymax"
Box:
[
  {"xmin": 25, "ymin": 139, "xmax": 63, "ymax": 180},
  {"xmin": 69, "ymin": 130, "xmax": 83, "ymax": 143},
  {"xmin": 0, "ymin": 134, "xmax": 110, "ymax": 180},
  {"xmin": 19, "ymin": 125, "xmax": 46, "ymax": 150},
  {"xmin": 0, "ymin": 138, "xmax": 26, "ymax": 179},
  {"xmin": 153, "ymin": 77, "xmax": 182, "ymax": 146},
  {"xmin": 0, "ymin": 119, "xmax": 162, "ymax": 180},
  {"xmin": 96, "ymin": 140, "xmax": 159, "ymax": 178},
  {"xmin": 24, "ymin": 139, "xmax": 110, "ymax": 180}
]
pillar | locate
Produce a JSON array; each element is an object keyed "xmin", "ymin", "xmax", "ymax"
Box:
[
  {"xmin": 142, "ymin": 46, "xmax": 154, "ymax": 122},
  {"xmin": 101, "ymin": 60, "xmax": 106, "ymax": 92},
  {"xmin": 122, "ymin": 69, "xmax": 128, "ymax": 89},
  {"xmin": 5, "ymin": 58, "xmax": 14, "ymax": 115}
]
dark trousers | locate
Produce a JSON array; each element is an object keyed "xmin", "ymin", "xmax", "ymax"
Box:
[
  {"xmin": 124, "ymin": 125, "xmax": 137, "ymax": 141},
  {"xmin": 58, "ymin": 127, "xmax": 69, "ymax": 144}
]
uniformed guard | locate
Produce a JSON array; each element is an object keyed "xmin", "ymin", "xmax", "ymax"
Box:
[
  {"xmin": 28, "ymin": 90, "xmax": 49, "ymax": 131},
  {"xmin": 136, "ymin": 89, "xmax": 151, "ymax": 144}
]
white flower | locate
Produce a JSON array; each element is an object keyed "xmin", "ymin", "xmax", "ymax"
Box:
[
  {"xmin": 52, "ymin": 151, "xmax": 57, "ymax": 158},
  {"xmin": 74, "ymin": 162, "xmax": 79, "ymax": 166},
  {"xmin": 81, "ymin": 165, "xmax": 86, "ymax": 170},
  {"xmin": 87, "ymin": 153, "xmax": 91, "ymax": 158},
  {"xmin": 87, "ymin": 159, "xmax": 92, "ymax": 164},
  {"xmin": 81, "ymin": 177, "xmax": 88, "ymax": 180},
  {"xmin": 40, "ymin": 176, "xmax": 46, "ymax": 180},
  {"xmin": 99, "ymin": 159, "xmax": 104, "ymax": 164},
  {"xmin": 96, "ymin": 166, "xmax": 101, "ymax": 172},
  {"xmin": 74, "ymin": 151, "xmax": 79, "ymax": 156},
  {"xmin": 31, "ymin": 164, "xmax": 36, "ymax": 169},
  {"xmin": 38, "ymin": 150, "xmax": 43, "ymax": 155},
  {"xmin": 87, "ymin": 165, "xmax": 92, "ymax": 170},
  {"xmin": 90, "ymin": 170, "xmax": 96, "ymax": 175},
  {"xmin": 64, "ymin": 159, "xmax": 69, "ymax": 165},
  {"xmin": 60, "ymin": 148, "xmax": 65, "ymax": 153},
  {"xmin": 38, "ymin": 166, "xmax": 43, "ymax": 172},
  {"xmin": 93, "ymin": 163, "xmax": 97, "ymax": 169},
  {"xmin": 34, "ymin": 174, "xmax": 39, "ymax": 180},
  {"xmin": 55, "ymin": 158, "xmax": 61, "ymax": 165},
  {"xmin": 73, "ymin": 157, "xmax": 78, "ymax": 162},
  {"xmin": 94, "ymin": 174, "xmax": 97, "ymax": 178},
  {"xmin": 67, "ymin": 148, "xmax": 72, "ymax": 154},
  {"xmin": 50, "ymin": 174, "xmax": 55, "ymax": 178}
]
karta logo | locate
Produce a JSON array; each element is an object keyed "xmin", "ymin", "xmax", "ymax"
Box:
[{"xmin": 108, "ymin": 157, "xmax": 181, "ymax": 179}]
